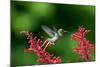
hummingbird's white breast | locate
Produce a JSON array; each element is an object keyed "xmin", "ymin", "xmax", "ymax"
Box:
[{"xmin": 48, "ymin": 33, "xmax": 59, "ymax": 42}]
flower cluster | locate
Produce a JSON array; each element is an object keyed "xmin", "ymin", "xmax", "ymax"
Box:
[
  {"xmin": 21, "ymin": 31, "xmax": 61, "ymax": 64},
  {"xmin": 71, "ymin": 26, "xmax": 95, "ymax": 62}
]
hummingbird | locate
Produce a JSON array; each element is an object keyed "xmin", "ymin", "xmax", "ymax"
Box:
[{"xmin": 41, "ymin": 25, "xmax": 67, "ymax": 50}]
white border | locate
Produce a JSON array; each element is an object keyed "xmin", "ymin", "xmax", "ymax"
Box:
[
  {"xmin": 0, "ymin": 0, "xmax": 10, "ymax": 67},
  {"xmin": 17, "ymin": 0, "xmax": 95, "ymax": 5},
  {"xmin": 0, "ymin": 0, "xmax": 97, "ymax": 67}
]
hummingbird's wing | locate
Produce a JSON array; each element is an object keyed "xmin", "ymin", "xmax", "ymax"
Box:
[
  {"xmin": 52, "ymin": 25, "xmax": 57, "ymax": 32},
  {"xmin": 41, "ymin": 25, "xmax": 55, "ymax": 37}
]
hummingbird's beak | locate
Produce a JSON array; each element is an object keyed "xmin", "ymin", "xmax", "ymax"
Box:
[
  {"xmin": 63, "ymin": 30, "xmax": 70, "ymax": 33},
  {"xmin": 64, "ymin": 30, "xmax": 67, "ymax": 32},
  {"xmin": 63, "ymin": 30, "xmax": 67, "ymax": 32}
]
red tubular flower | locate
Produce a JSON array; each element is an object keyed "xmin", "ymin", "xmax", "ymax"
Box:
[
  {"xmin": 71, "ymin": 26, "xmax": 95, "ymax": 62},
  {"xmin": 21, "ymin": 31, "xmax": 61, "ymax": 64},
  {"xmin": 71, "ymin": 26, "xmax": 90, "ymax": 41}
]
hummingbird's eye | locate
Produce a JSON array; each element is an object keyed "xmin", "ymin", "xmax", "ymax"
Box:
[{"xmin": 59, "ymin": 29, "xmax": 63, "ymax": 31}]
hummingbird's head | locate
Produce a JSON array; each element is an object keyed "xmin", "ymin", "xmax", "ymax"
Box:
[
  {"xmin": 59, "ymin": 28, "xmax": 67, "ymax": 32},
  {"xmin": 58, "ymin": 28, "xmax": 67, "ymax": 36}
]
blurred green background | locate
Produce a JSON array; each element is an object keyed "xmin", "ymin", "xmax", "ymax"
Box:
[{"xmin": 11, "ymin": 1, "xmax": 95, "ymax": 66}]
